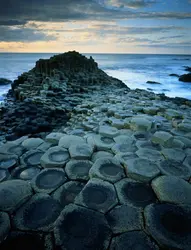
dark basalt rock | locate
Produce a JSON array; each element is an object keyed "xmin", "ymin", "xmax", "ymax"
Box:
[
  {"xmin": 115, "ymin": 178, "xmax": 157, "ymax": 208},
  {"xmin": 52, "ymin": 181, "xmax": 85, "ymax": 207},
  {"xmin": 184, "ymin": 66, "xmax": 191, "ymax": 72},
  {"xmin": 54, "ymin": 204, "xmax": 112, "ymax": 250},
  {"xmin": 179, "ymin": 73, "xmax": 191, "ymax": 82},
  {"xmin": 0, "ymin": 231, "xmax": 47, "ymax": 250},
  {"xmin": 110, "ymin": 231, "xmax": 159, "ymax": 250},
  {"xmin": 146, "ymin": 81, "xmax": 161, "ymax": 84},
  {"xmin": 169, "ymin": 73, "xmax": 179, "ymax": 77},
  {"xmin": 0, "ymin": 78, "xmax": 12, "ymax": 85},
  {"xmin": 0, "ymin": 180, "xmax": 33, "ymax": 213},
  {"xmin": 0, "ymin": 168, "xmax": 10, "ymax": 182},
  {"xmin": 89, "ymin": 157, "xmax": 125, "ymax": 183},
  {"xmin": 144, "ymin": 203, "xmax": 191, "ymax": 249},
  {"xmin": 0, "ymin": 156, "xmax": 17, "ymax": 172},
  {"xmin": 75, "ymin": 178, "xmax": 118, "ymax": 213},
  {"xmin": 106, "ymin": 204, "xmax": 143, "ymax": 234},
  {"xmin": 158, "ymin": 159, "xmax": 191, "ymax": 180},
  {"xmin": 65, "ymin": 160, "xmax": 93, "ymax": 181},
  {"xmin": 13, "ymin": 193, "xmax": 62, "ymax": 232},
  {"xmin": 11, "ymin": 165, "xmax": 42, "ymax": 180},
  {"xmin": 20, "ymin": 150, "xmax": 44, "ymax": 166},
  {"xmin": 0, "ymin": 212, "xmax": 10, "ymax": 244},
  {"xmin": 32, "ymin": 168, "xmax": 67, "ymax": 194}
]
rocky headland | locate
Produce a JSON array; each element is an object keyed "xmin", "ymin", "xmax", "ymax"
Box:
[{"xmin": 0, "ymin": 51, "xmax": 191, "ymax": 250}]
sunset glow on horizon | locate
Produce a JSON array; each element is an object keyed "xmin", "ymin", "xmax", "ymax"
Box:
[{"xmin": 0, "ymin": 0, "xmax": 191, "ymax": 54}]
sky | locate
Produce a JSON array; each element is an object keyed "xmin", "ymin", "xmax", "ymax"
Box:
[{"xmin": 0, "ymin": 0, "xmax": 191, "ymax": 54}]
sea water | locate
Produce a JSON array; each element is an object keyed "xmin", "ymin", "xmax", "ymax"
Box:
[{"xmin": 0, "ymin": 53, "xmax": 191, "ymax": 101}]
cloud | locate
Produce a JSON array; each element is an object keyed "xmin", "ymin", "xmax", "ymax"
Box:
[
  {"xmin": 0, "ymin": 26, "xmax": 55, "ymax": 42},
  {"xmin": 105, "ymin": 0, "xmax": 157, "ymax": 8}
]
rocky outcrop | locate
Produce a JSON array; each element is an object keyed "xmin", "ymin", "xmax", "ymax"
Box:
[
  {"xmin": 0, "ymin": 78, "xmax": 12, "ymax": 85},
  {"xmin": 179, "ymin": 73, "xmax": 191, "ymax": 82},
  {"xmin": 11, "ymin": 51, "xmax": 127, "ymax": 102},
  {"xmin": 146, "ymin": 81, "xmax": 161, "ymax": 84}
]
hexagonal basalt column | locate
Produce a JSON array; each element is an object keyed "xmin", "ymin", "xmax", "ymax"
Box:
[
  {"xmin": 52, "ymin": 181, "xmax": 85, "ymax": 207},
  {"xmin": 0, "ymin": 155, "xmax": 18, "ymax": 172},
  {"xmin": 106, "ymin": 204, "xmax": 143, "ymax": 234},
  {"xmin": 40, "ymin": 146, "xmax": 70, "ymax": 168},
  {"xmin": 136, "ymin": 148, "xmax": 164, "ymax": 162},
  {"xmin": 0, "ymin": 142, "xmax": 25, "ymax": 157},
  {"xmin": 13, "ymin": 193, "xmax": 62, "ymax": 232},
  {"xmin": 0, "ymin": 169, "xmax": 10, "ymax": 183},
  {"xmin": 87, "ymin": 134, "xmax": 115, "ymax": 151},
  {"xmin": 99, "ymin": 125, "xmax": 119, "ymax": 138},
  {"xmin": 45, "ymin": 132, "xmax": 65, "ymax": 144},
  {"xmin": 125, "ymin": 158, "xmax": 160, "ymax": 182},
  {"xmin": 11, "ymin": 165, "xmax": 42, "ymax": 181},
  {"xmin": 130, "ymin": 117, "xmax": 152, "ymax": 132},
  {"xmin": 89, "ymin": 157, "xmax": 125, "ymax": 183},
  {"xmin": 0, "ymin": 212, "xmax": 10, "ymax": 244},
  {"xmin": 91, "ymin": 151, "xmax": 114, "ymax": 162},
  {"xmin": 115, "ymin": 178, "xmax": 157, "ymax": 208},
  {"xmin": 151, "ymin": 131, "xmax": 173, "ymax": 147},
  {"xmin": 59, "ymin": 135, "xmax": 85, "ymax": 149},
  {"xmin": 110, "ymin": 231, "xmax": 159, "ymax": 250},
  {"xmin": 161, "ymin": 148, "xmax": 186, "ymax": 162},
  {"xmin": 21, "ymin": 138, "xmax": 44, "ymax": 151},
  {"xmin": 158, "ymin": 160, "xmax": 191, "ymax": 180},
  {"xmin": 69, "ymin": 143, "xmax": 93, "ymax": 160},
  {"xmin": 54, "ymin": 204, "xmax": 112, "ymax": 250},
  {"xmin": 0, "ymin": 231, "xmax": 47, "ymax": 250},
  {"xmin": 32, "ymin": 168, "xmax": 67, "ymax": 194},
  {"xmin": 75, "ymin": 178, "xmax": 118, "ymax": 213},
  {"xmin": 20, "ymin": 150, "xmax": 44, "ymax": 166},
  {"xmin": 0, "ymin": 180, "xmax": 33, "ymax": 213},
  {"xmin": 112, "ymin": 143, "xmax": 137, "ymax": 154},
  {"xmin": 151, "ymin": 176, "xmax": 191, "ymax": 205},
  {"xmin": 144, "ymin": 203, "xmax": 191, "ymax": 249},
  {"xmin": 65, "ymin": 160, "xmax": 92, "ymax": 181}
]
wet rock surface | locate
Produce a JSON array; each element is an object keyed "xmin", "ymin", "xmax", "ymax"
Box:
[{"xmin": 0, "ymin": 51, "xmax": 191, "ymax": 249}]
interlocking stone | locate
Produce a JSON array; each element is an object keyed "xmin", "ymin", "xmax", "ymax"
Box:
[
  {"xmin": 110, "ymin": 231, "xmax": 159, "ymax": 250},
  {"xmin": 59, "ymin": 135, "xmax": 85, "ymax": 149},
  {"xmin": 40, "ymin": 146, "xmax": 70, "ymax": 168},
  {"xmin": 65, "ymin": 160, "xmax": 92, "ymax": 181},
  {"xmin": 91, "ymin": 151, "xmax": 114, "ymax": 162},
  {"xmin": 0, "ymin": 142, "xmax": 25, "ymax": 157},
  {"xmin": 144, "ymin": 203, "xmax": 191, "ymax": 249},
  {"xmin": 69, "ymin": 143, "xmax": 93, "ymax": 160},
  {"xmin": 32, "ymin": 168, "xmax": 67, "ymax": 194},
  {"xmin": 125, "ymin": 158, "xmax": 160, "ymax": 182},
  {"xmin": 11, "ymin": 165, "xmax": 41, "ymax": 180},
  {"xmin": 0, "ymin": 155, "xmax": 17, "ymax": 171},
  {"xmin": 152, "ymin": 176, "xmax": 191, "ymax": 205},
  {"xmin": 106, "ymin": 204, "xmax": 143, "ymax": 234},
  {"xmin": 52, "ymin": 181, "xmax": 85, "ymax": 207},
  {"xmin": 111, "ymin": 143, "xmax": 137, "ymax": 154},
  {"xmin": 75, "ymin": 178, "xmax": 118, "ymax": 213},
  {"xmin": 20, "ymin": 149, "xmax": 44, "ymax": 166},
  {"xmin": 151, "ymin": 131, "xmax": 173, "ymax": 147},
  {"xmin": 115, "ymin": 178, "xmax": 157, "ymax": 208},
  {"xmin": 87, "ymin": 134, "xmax": 115, "ymax": 151},
  {"xmin": 99, "ymin": 125, "xmax": 119, "ymax": 138},
  {"xmin": 161, "ymin": 148, "xmax": 186, "ymax": 162},
  {"xmin": 0, "ymin": 212, "xmax": 10, "ymax": 244},
  {"xmin": 136, "ymin": 148, "xmax": 164, "ymax": 162},
  {"xmin": 130, "ymin": 117, "xmax": 152, "ymax": 131},
  {"xmin": 13, "ymin": 193, "xmax": 62, "ymax": 232},
  {"xmin": 0, "ymin": 180, "xmax": 33, "ymax": 213},
  {"xmin": 89, "ymin": 157, "xmax": 125, "ymax": 183},
  {"xmin": 21, "ymin": 138, "xmax": 44, "ymax": 150},
  {"xmin": 0, "ymin": 169, "xmax": 9, "ymax": 183},
  {"xmin": 158, "ymin": 160, "xmax": 191, "ymax": 180},
  {"xmin": 45, "ymin": 132, "xmax": 65, "ymax": 144},
  {"xmin": 54, "ymin": 204, "xmax": 112, "ymax": 250}
]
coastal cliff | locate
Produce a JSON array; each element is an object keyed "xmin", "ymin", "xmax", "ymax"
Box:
[{"xmin": 0, "ymin": 52, "xmax": 191, "ymax": 250}]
